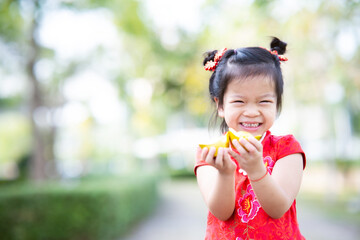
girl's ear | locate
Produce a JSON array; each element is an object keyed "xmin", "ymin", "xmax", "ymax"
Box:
[{"xmin": 214, "ymin": 97, "xmax": 224, "ymax": 118}]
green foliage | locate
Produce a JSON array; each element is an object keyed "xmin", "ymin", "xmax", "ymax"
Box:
[
  {"xmin": 335, "ymin": 158, "xmax": 360, "ymax": 172},
  {"xmin": 113, "ymin": 0, "xmax": 150, "ymax": 36},
  {"xmin": 0, "ymin": 175, "xmax": 158, "ymax": 240},
  {"xmin": 0, "ymin": 0, "xmax": 24, "ymax": 41},
  {"xmin": 0, "ymin": 113, "xmax": 31, "ymax": 164},
  {"xmin": 0, "ymin": 96, "xmax": 23, "ymax": 109},
  {"xmin": 168, "ymin": 168, "xmax": 196, "ymax": 180}
]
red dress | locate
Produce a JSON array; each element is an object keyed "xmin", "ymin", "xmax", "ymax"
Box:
[{"xmin": 194, "ymin": 131, "xmax": 306, "ymax": 240}]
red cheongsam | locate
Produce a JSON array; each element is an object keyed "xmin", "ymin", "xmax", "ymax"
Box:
[{"xmin": 194, "ymin": 130, "xmax": 306, "ymax": 240}]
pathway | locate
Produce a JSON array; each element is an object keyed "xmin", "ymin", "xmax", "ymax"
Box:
[{"xmin": 122, "ymin": 179, "xmax": 207, "ymax": 240}]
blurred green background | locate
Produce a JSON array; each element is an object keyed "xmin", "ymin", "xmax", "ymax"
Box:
[{"xmin": 0, "ymin": 0, "xmax": 359, "ymax": 239}]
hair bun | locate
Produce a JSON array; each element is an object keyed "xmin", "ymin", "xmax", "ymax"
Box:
[
  {"xmin": 203, "ymin": 50, "xmax": 217, "ymax": 66},
  {"xmin": 270, "ymin": 37, "xmax": 287, "ymax": 55}
]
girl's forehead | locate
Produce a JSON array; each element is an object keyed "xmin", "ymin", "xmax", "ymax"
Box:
[{"xmin": 227, "ymin": 75, "xmax": 276, "ymax": 92}]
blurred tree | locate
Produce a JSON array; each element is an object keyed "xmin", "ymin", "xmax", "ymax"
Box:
[
  {"xmin": 65, "ymin": 0, "xmax": 211, "ymax": 135},
  {"xmin": 0, "ymin": 0, "xmax": 50, "ymax": 181},
  {"xmin": 0, "ymin": 0, "xmax": 85, "ymax": 181},
  {"xmin": 0, "ymin": 0, "xmax": 212, "ymax": 179}
]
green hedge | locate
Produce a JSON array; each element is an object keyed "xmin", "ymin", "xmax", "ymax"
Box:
[{"xmin": 0, "ymin": 175, "xmax": 158, "ymax": 240}]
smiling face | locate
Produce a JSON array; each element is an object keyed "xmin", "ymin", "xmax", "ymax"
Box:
[{"xmin": 216, "ymin": 75, "xmax": 277, "ymax": 137}]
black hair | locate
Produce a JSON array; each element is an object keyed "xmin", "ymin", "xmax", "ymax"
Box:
[{"xmin": 203, "ymin": 37, "xmax": 287, "ymax": 133}]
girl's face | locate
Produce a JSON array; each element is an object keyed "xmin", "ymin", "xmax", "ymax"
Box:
[{"xmin": 216, "ymin": 75, "xmax": 277, "ymax": 137}]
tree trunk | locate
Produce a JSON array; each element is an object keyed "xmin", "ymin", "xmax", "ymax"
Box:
[{"xmin": 26, "ymin": 17, "xmax": 47, "ymax": 181}]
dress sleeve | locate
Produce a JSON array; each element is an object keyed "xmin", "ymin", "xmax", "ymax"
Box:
[{"xmin": 276, "ymin": 135, "xmax": 306, "ymax": 169}]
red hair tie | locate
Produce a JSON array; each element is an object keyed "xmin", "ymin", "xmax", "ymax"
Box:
[
  {"xmin": 263, "ymin": 48, "xmax": 288, "ymax": 62},
  {"xmin": 204, "ymin": 48, "xmax": 227, "ymax": 71}
]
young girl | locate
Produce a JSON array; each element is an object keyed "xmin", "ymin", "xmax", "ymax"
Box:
[{"xmin": 195, "ymin": 37, "xmax": 306, "ymax": 240}]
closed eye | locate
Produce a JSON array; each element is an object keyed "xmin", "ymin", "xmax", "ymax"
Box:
[{"xmin": 260, "ymin": 100, "xmax": 273, "ymax": 103}]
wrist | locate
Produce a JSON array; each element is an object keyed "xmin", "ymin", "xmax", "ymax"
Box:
[
  {"xmin": 249, "ymin": 170, "xmax": 268, "ymax": 182},
  {"xmin": 247, "ymin": 166, "xmax": 267, "ymax": 181},
  {"xmin": 218, "ymin": 169, "xmax": 236, "ymax": 178}
]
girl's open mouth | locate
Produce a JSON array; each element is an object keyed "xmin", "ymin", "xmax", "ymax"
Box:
[{"xmin": 240, "ymin": 122, "xmax": 261, "ymax": 128}]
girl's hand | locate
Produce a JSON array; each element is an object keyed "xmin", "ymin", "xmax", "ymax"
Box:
[
  {"xmin": 228, "ymin": 136, "xmax": 266, "ymax": 180},
  {"xmin": 196, "ymin": 146, "xmax": 237, "ymax": 176}
]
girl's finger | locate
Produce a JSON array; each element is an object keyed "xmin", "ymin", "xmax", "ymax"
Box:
[
  {"xmin": 232, "ymin": 139, "xmax": 248, "ymax": 155},
  {"xmin": 205, "ymin": 147, "xmax": 216, "ymax": 164},
  {"xmin": 201, "ymin": 147, "xmax": 209, "ymax": 160},
  {"xmin": 223, "ymin": 148, "xmax": 232, "ymax": 165},
  {"xmin": 228, "ymin": 148, "xmax": 240, "ymax": 162},
  {"xmin": 196, "ymin": 146, "xmax": 202, "ymax": 159},
  {"xmin": 214, "ymin": 147, "xmax": 224, "ymax": 168},
  {"xmin": 247, "ymin": 136, "xmax": 263, "ymax": 152},
  {"xmin": 239, "ymin": 138, "xmax": 256, "ymax": 153}
]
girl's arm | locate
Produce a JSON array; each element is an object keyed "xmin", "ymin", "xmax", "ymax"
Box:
[
  {"xmin": 230, "ymin": 137, "xmax": 304, "ymax": 219},
  {"xmin": 195, "ymin": 147, "xmax": 237, "ymax": 221},
  {"xmin": 250, "ymin": 153, "xmax": 303, "ymax": 218}
]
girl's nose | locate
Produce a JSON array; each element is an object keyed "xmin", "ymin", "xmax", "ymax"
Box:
[{"xmin": 243, "ymin": 106, "xmax": 260, "ymax": 117}]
